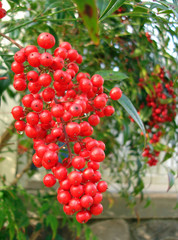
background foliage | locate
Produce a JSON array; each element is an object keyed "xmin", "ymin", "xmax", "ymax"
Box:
[{"xmin": 0, "ymin": 0, "xmax": 177, "ymax": 239}]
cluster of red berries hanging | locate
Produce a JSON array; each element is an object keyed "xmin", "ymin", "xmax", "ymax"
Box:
[
  {"xmin": 0, "ymin": 1, "xmax": 6, "ymax": 19},
  {"xmin": 139, "ymin": 68, "xmax": 176, "ymax": 166},
  {"xmin": 11, "ymin": 32, "xmax": 122, "ymax": 223}
]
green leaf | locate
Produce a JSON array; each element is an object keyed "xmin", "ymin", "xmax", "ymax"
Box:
[
  {"xmin": 118, "ymin": 94, "xmax": 146, "ymax": 139},
  {"xmin": 46, "ymin": 214, "xmax": 58, "ymax": 239},
  {"xmin": 72, "ymin": 0, "xmax": 99, "ymax": 44},
  {"xmin": 99, "ymin": 0, "xmax": 126, "ymax": 21},
  {"xmin": 167, "ymin": 171, "xmax": 175, "ymax": 192},
  {"xmin": 95, "ymin": 70, "xmax": 128, "ymax": 81}
]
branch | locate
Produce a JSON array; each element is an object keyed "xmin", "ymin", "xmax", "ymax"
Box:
[
  {"xmin": 60, "ymin": 117, "xmax": 73, "ymax": 161},
  {"xmin": 0, "ymin": 120, "xmax": 15, "ymax": 151},
  {"xmin": 10, "ymin": 159, "xmax": 32, "ymax": 186},
  {"xmin": 0, "ymin": 77, "xmax": 8, "ymax": 80},
  {"xmin": 0, "ymin": 32, "xmax": 23, "ymax": 49}
]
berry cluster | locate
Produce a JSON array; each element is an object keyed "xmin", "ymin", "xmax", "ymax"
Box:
[
  {"xmin": 139, "ymin": 68, "xmax": 176, "ymax": 166},
  {"xmin": 145, "ymin": 32, "xmax": 152, "ymax": 43},
  {"xmin": 0, "ymin": 1, "xmax": 6, "ymax": 19},
  {"xmin": 11, "ymin": 32, "xmax": 122, "ymax": 223}
]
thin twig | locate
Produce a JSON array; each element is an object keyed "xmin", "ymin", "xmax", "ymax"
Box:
[
  {"xmin": 0, "ymin": 32, "xmax": 23, "ymax": 49},
  {"xmin": 60, "ymin": 117, "xmax": 73, "ymax": 161},
  {"xmin": 10, "ymin": 160, "xmax": 32, "ymax": 186},
  {"xmin": 0, "ymin": 77, "xmax": 8, "ymax": 80}
]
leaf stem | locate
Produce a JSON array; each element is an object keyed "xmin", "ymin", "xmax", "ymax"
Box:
[{"xmin": 0, "ymin": 32, "xmax": 23, "ymax": 49}]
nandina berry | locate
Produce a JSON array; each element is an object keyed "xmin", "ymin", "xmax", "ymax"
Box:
[
  {"xmin": 26, "ymin": 112, "xmax": 39, "ymax": 125},
  {"xmin": 87, "ymin": 161, "xmax": 100, "ymax": 171},
  {"xmin": 37, "ymin": 32, "xmax": 55, "ymax": 49},
  {"xmin": 104, "ymin": 105, "xmax": 115, "ymax": 116},
  {"xmin": 51, "ymin": 56, "xmax": 64, "ymax": 70},
  {"xmin": 54, "ymin": 47, "xmax": 67, "ymax": 59},
  {"xmin": 70, "ymin": 185, "xmax": 84, "ymax": 198},
  {"xmin": 90, "ymin": 147, "xmax": 105, "ymax": 162},
  {"xmin": 14, "ymin": 51, "xmax": 26, "ymax": 63},
  {"xmin": 11, "ymin": 61, "xmax": 24, "ymax": 74},
  {"xmin": 91, "ymin": 74, "xmax": 104, "ymax": 87},
  {"xmin": 76, "ymin": 211, "xmax": 91, "ymax": 223},
  {"xmin": 27, "ymin": 71, "xmax": 39, "ymax": 82},
  {"xmin": 25, "ymin": 125, "xmax": 38, "ymax": 138},
  {"xmin": 40, "ymin": 110, "xmax": 52, "ymax": 123},
  {"xmin": 54, "ymin": 166, "xmax": 67, "ymax": 181},
  {"xmin": 68, "ymin": 171, "xmax": 82, "ymax": 186},
  {"xmin": 67, "ymin": 49, "xmax": 78, "ymax": 62},
  {"xmin": 88, "ymin": 114, "xmax": 100, "ymax": 126},
  {"xmin": 42, "ymin": 150, "xmax": 58, "ymax": 168},
  {"xmin": 66, "ymin": 122, "xmax": 81, "ymax": 137},
  {"xmin": 84, "ymin": 182, "xmax": 97, "ymax": 197},
  {"xmin": 69, "ymin": 198, "xmax": 81, "ymax": 212},
  {"xmin": 93, "ymin": 192, "xmax": 103, "ymax": 204},
  {"xmin": 72, "ymin": 156, "xmax": 85, "ymax": 170},
  {"xmin": 28, "ymin": 81, "xmax": 41, "ymax": 94},
  {"xmin": 43, "ymin": 174, "xmax": 56, "ymax": 187},
  {"xmin": 83, "ymin": 168, "xmax": 95, "ymax": 180},
  {"xmin": 36, "ymin": 144, "xmax": 48, "ymax": 158},
  {"xmin": 31, "ymin": 99, "xmax": 43, "ymax": 112},
  {"xmin": 24, "ymin": 45, "xmax": 38, "ymax": 57},
  {"xmin": 38, "ymin": 73, "xmax": 52, "ymax": 87},
  {"xmin": 32, "ymin": 153, "xmax": 42, "ymax": 168},
  {"xmin": 51, "ymin": 104, "xmax": 64, "ymax": 118},
  {"xmin": 13, "ymin": 79, "xmax": 27, "ymax": 91},
  {"xmin": 69, "ymin": 103, "xmax": 83, "ymax": 117},
  {"xmin": 90, "ymin": 203, "xmax": 103, "ymax": 215},
  {"xmin": 28, "ymin": 52, "xmax": 41, "ymax": 67},
  {"xmin": 42, "ymin": 87, "xmax": 55, "ymax": 102},
  {"xmin": 0, "ymin": 8, "xmax": 6, "ymax": 19},
  {"xmin": 60, "ymin": 179, "xmax": 71, "ymax": 191},
  {"xmin": 81, "ymin": 195, "xmax": 93, "ymax": 209},
  {"xmin": 40, "ymin": 52, "xmax": 53, "ymax": 67},
  {"xmin": 110, "ymin": 87, "xmax": 122, "ymax": 100},
  {"xmin": 63, "ymin": 205, "xmax": 74, "ymax": 215},
  {"xmin": 97, "ymin": 181, "xmax": 108, "ymax": 192},
  {"xmin": 14, "ymin": 120, "xmax": 26, "ymax": 131},
  {"xmin": 11, "ymin": 106, "xmax": 24, "ymax": 120},
  {"xmin": 57, "ymin": 191, "xmax": 71, "ymax": 205}
]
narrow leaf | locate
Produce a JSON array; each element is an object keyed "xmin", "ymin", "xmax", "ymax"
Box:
[
  {"xmin": 95, "ymin": 70, "xmax": 128, "ymax": 81},
  {"xmin": 167, "ymin": 171, "xmax": 175, "ymax": 192},
  {"xmin": 73, "ymin": 0, "xmax": 99, "ymax": 44},
  {"xmin": 99, "ymin": 0, "xmax": 126, "ymax": 21},
  {"xmin": 118, "ymin": 94, "xmax": 146, "ymax": 138}
]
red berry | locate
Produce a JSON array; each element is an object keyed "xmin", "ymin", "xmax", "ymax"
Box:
[
  {"xmin": 97, "ymin": 181, "xmax": 108, "ymax": 192},
  {"xmin": 68, "ymin": 171, "xmax": 82, "ymax": 186},
  {"xmin": 11, "ymin": 61, "xmax": 24, "ymax": 74},
  {"xmin": 90, "ymin": 147, "xmax": 105, "ymax": 162},
  {"xmin": 37, "ymin": 32, "xmax": 55, "ymax": 49},
  {"xmin": 81, "ymin": 195, "xmax": 93, "ymax": 208},
  {"xmin": 90, "ymin": 203, "xmax": 103, "ymax": 215},
  {"xmin": 70, "ymin": 185, "xmax": 84, "ymax": 198},
  {"xmin": 110, "ymin": 87, "xmax": 122, "ymax": 100},
  {"xmin": 72, "ymin": 156, "xmax": 85, "ymax": 170},
  {"xmin": 43, "ymin": 174, "xmax": 56, "ymax": 187},
  {"xmin": 66, "ymin": 122, "xmax": 81, "ymax": 137},
  {"xmin": 57, "ymin": 191, "xmax": 71, "ymax": 205}
]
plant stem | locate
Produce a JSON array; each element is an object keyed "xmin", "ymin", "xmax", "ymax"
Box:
[
  {"xmin": 0, "ymin": 32, "xmax": 23, "ymax": 49},
  {"xmin": 0, "ymin": 77, "xmax": 8, "ymax": 80},
  {"xmin": 60, "ymin": 117, "xmax": 73, "ymax": 161}
]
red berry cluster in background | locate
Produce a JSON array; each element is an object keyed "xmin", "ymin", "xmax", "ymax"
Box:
[
  {"xmin": 145, "ymin": 32, "xmax": 152, "ymax": 43},
  {"xmin": 11, "ymin": 32, "xmax": 122, "ymax": 223},
  {"xmin": 139, "ymin": 68, "xmax": 176, "ymax": 166},
  {"xmin": 0, "ymin": 1, "xmax": 6, "ymax": 19}
]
